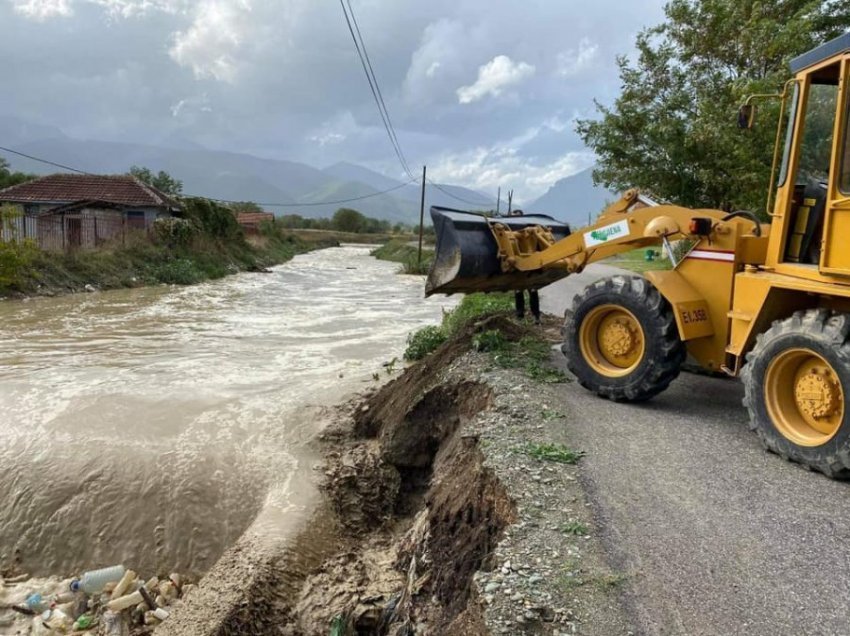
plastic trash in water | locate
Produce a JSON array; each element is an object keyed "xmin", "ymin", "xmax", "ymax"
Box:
[
  {"xmin": 42, "ymin": 607, "xmax": 73, "ymax": 631},
  {"xmin": 24, "ymin": 593, "xmax": 48, "ymax": 612},
  {"xmin": 70, "ymin": 564, "xmax": 126, "ymax": 595},
  {"xmin": 73, "ymin": 613, "xmax": 96, "ymax": 630},
  {"xmin": 102, "ymin": 609, "xmax": 129, "ymax": 636}
]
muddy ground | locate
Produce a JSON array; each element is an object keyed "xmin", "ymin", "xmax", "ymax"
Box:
[{"xmin": 157, "ymin": 316, "xmax": 634, "ymax": 636}]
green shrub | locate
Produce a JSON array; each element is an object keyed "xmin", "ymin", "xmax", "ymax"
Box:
[
  {"xmin": 402, "ymin": 253, "xmax": 432, "ymax": 275},
  {"xmin": 148, "ymin": 258, "xmax": 204, "ymax": 285},
  {"xmin": 442, "ymin": 293, "xmax": 514, "ymax": 335},
  {"xmin": 471, "ymin": 329, "xmax": 507, "ymax": 352},
  {"xmin": 180, "ymin": 197, "xmax": 243, "ymax": 241},
  {"xmin": 404, "ymin": 325, "xmax": 448, "ymax": 361},
  {"xmin": 152, "ymin": 217, "xmax": 195, "ymax": 247},
  {"xmin": 0, "ymin": 238, "xmax": 38, "ymax": 290}
]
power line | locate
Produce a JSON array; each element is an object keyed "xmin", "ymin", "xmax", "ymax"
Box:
[
  {"xmin": 344, "ymin": 0, "xmax": 412, "ymax": 179},
  {"xmin": 202, "ymin": 178, "xmax": 418, "ymax": 208},
  {"xmin": 0, "ymin": 145, "xmax": 89, "ymax": 175},
  {"xmin": 427, "ymin": 178, "xmax": 488, "ymax": 207},
  {"xmin": 0, "ymin": 145, "xmax": 418, "ymax": 208},
  {"xmin": 339, "ymin": 0, "xmax": 414, "ymax": 181}
]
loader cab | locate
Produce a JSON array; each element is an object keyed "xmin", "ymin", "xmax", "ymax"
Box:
[{"xmin": 769, "ymin": 33, "xmax": 850, "ymax": 281}]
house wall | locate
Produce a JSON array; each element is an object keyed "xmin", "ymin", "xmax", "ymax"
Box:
[{"xmin": 1, "ymin": 203, "xmax": 172, "ymax": 250}]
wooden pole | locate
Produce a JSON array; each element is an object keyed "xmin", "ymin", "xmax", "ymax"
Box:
[
  {"xmin": 418, "ymin": 165, "xmax": 427, "ymax": 265},
  {"xmin": 496, "ymin": 187, "xmax": 501, "ymax": 216}
]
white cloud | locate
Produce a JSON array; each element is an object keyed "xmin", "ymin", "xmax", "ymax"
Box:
[
  {"xmin": 170, "ymin": 93, "xmax": 212, "ymax": 118},
  {"xmin": 425, "ymin": 61, "xmax": 441, "ymax": 78},
  {"xmin": 11, "ymin": 0, "xmax": 73, "ymax": 20},
  {"xmin": 457, "ymin": 55, "xmax": 535, "ymax": 104},
  {"xmin": 91, "ymin": 0, "xmax": 186, "ymax": 18},
  {"xmin": 556, "ymin": 38, "xmax": 599, "ymax": 77},
  {"xmin": 168, "ymin": 0, "xmax": 252, "ymax": 82},
  {"xmin": 10, "ymin": 0, "xmax": 189, "ymax": 20},
  {"xmin": 430, "ymin": 143, "xmax": 594, "ymax": 201}
]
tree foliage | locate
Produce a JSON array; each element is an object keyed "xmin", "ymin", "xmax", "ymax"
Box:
[
  {"xmin": 129, "ymin": 165, "xmax": 184, "ymax": 196},
  {"xmin": 577, "ymin": 0, "xmax": 850, "ymax": 213},
  {"xmin": 228, "ymin": 201, "xmax": 264, "ymax": 215},
  {"xmin": 278, "ymin": 209, "xmax": 398, "ymax": 233},
  {"xmin": 0, "ymin": 158, "xmax": 35, "ymax": 190}
]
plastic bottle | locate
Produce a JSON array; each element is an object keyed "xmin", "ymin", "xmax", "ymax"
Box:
[
  {"xmin": 24, "ymin": 593, "xmax": 48, "ymax": 612},
  {"xmin": 42, "ymin": 607, "xmax": 73, "ymax": 631},
  {"xmin": 70, "ymin": 565, "xmax": 126, "ymax": 595},
  {"xmin": 106, "ymin": 589, "xmax": 143, "ymax": 612}
]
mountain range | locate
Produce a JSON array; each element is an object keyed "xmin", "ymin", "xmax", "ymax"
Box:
[{"xmin": 0, "ymin": 115, "xmax": 612, "ymax": 227}]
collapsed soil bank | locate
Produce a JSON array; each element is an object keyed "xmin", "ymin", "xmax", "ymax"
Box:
[{"xmin": 160, "ymin": 316, "xmax": 634, "ymax": 636}]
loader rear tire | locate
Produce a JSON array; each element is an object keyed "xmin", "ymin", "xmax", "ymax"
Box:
[
  {"xmin": 742, "ymin": 309, "xmax": 850, "ymax": 479},
  {"xmin": 562, "ymin": 275, "xmax": 685, "ymax": 402}
]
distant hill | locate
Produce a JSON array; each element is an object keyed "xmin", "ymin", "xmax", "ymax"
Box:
[
  {"xmin": 323, "ymin": 161, "xmax": 495, "ymax": 211},
  {"xmin": 0, "ymin": 117, "xmax": 494, "ymax": 224},
  {"xmin": 527, "ymin": 167, "xmax": 617, "ymax": 228}
]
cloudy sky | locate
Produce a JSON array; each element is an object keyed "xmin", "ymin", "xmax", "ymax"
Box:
[{"xmin": 0, "ymin": 0, "xmax": 666, "ymax": 199}]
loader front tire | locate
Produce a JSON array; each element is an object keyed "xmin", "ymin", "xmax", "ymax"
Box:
[
  {"xmin": 562, "ymin": 275, "xmax": 685, "ymax": 402},
  {"xmin": 742, "ymin": 309, "xmax": 850, "ymax": 478}
]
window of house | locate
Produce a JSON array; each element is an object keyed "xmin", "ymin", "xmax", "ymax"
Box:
[{"xmin": 126, "ymin": 210, "xmax": 146, "ymax": 229}]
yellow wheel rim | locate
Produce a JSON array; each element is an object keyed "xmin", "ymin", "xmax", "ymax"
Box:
[
  {"xmin": 765, "ymin": 348, "xmax": 844, "ymax": 447},
  {"xmin": 578, "ymin": 304, "xmax": 646, "ymax": 378}
]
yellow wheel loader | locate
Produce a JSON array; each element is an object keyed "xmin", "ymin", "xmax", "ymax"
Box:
[{"xmin": 425, "ymin": 33, "xmax": 850, "ymax": 478}]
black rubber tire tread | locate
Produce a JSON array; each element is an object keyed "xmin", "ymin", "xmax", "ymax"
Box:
[
  {"xmin": 742, "ymin": 309, "xmax": 850, "ymax": 479},
  {"xmin": 561, "ymin": 275, "xmax": 686, "ymax": 402}
]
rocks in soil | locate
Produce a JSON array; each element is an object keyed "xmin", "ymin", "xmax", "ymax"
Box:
[{"xmin": 325, "ymin": 444, "xmax": 401, "ymax": 532}]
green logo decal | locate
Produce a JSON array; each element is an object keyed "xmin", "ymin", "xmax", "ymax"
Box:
[{"xmin": 590, "ymin": 226, "xmax": 623, "ymax": 242}]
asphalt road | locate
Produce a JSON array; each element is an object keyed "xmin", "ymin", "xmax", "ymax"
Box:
[{"xmin": 540, "ymin": 265, "xmax": 850, "ymax": 636}]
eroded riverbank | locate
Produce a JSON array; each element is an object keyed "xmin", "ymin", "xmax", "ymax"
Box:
[
  {"xmin": 158, "ymin": 317, "xmax": 633, "ymax": 636},
  {"xmin": 0, "ymin": 246, "xmax": 455, "ymax": 585}
]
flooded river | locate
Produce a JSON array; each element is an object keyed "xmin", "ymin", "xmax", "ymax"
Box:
[{"xmin": 0, "ymin": 246, "xmax": 454, "ymax": 577}]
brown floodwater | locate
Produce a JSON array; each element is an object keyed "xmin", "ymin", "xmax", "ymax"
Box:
[{"xmin": 0, "ymin": 246, "xmax": 455, "ymax": 578}]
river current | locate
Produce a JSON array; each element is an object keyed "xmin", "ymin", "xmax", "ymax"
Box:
[{"xmin": 0, "ymin": 246, "xmax": 454, "ymax": 577}]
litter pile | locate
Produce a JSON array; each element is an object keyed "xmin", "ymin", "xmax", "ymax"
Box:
[{"xmin": 1, "ymin": 565, "xmax": 193, "ymax": 635}]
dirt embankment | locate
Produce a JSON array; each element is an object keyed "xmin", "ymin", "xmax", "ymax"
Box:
[{"xmin": 160, "ymin": 317, "xmax": 633, "ymax": 636}]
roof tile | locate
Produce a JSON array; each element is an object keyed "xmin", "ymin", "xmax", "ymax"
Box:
[{"xmin": 0, "ymin": 174, "xmax": 179, "ymax": 208}]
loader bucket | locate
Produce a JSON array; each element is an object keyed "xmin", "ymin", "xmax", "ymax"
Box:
[{"xmin": 425, "ymin": 206, "xmax": 571, "ymax": 296}]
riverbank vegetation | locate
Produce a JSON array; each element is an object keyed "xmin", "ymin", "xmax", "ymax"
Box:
[
  {"xmin": 370, "ymin": 239, "xmax": 434, "ymax": 274},
  {"xmin": 0, "ymin": 198, "xmax": 335, "ymax": 298}
]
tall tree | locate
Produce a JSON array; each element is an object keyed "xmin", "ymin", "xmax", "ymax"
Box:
[
  {"xmin": 129, "ymin": 165, "xmax": 184, "ymax": 196},
  {"xmin": 332, "ymin": 208, "xmax": 367, "ymax": 233},
  {"xmin": 0, "ymin": 158, "xmax": 35, "ymax": 190},
  {"xmin": 577, "ymin": 0, "xmax": 850, "ymax": 214}
]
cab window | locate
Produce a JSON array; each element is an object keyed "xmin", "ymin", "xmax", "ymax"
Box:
[
  {"xmin": 783, "ymin": 63, "xmax": 839, "ymax": 264},
  {"xmin": 798, "ymin": 70, "xmax": 838, "ymax": 185}
]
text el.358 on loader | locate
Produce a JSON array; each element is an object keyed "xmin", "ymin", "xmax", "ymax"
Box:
[{"xmin": 426, "ymin": 32, "xmax": 850, "ymax": 479}]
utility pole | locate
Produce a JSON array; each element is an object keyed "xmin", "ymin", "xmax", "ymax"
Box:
[
  {"xmin": 418, "ymin": 165, "xmax": 427, "ymax": 266},
  {"xmin": 496, "ymin": 187, "xmax": 501, "ymax": 216},
  {"xmin": 507, "ymin": 189, "xmax": 513, "ymax": 215}
]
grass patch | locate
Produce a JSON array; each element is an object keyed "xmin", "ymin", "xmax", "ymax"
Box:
[
  {"xmin": 525, "ymin": 442, "xmax": 585, "ymax": 464},
  {"xmin": 561, "ymin": 520, "xmax": 589, "ymax": 536},
  {"xmin": 610, "ymin": 247, "xmax": 671, "ymax": 273},
  {"xmin": 371, "ymin": 240, "xmax": 434, "ymax": 275},
  {"xmin": 404, "ymin": 325, "xmax": 448, "ymax": 361},
  {"xmin": 490, "ymin": 335, "xmax": 568, "ymax": 383},
  {"xmin": 404, "ymin": 293, "xmax": 513, "ymax": 361},
  {"xmin": 403, "ymin": 292, "xmax": 567, "ymax": 383}
]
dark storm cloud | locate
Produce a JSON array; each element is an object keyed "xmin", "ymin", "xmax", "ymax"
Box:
[{"xmin": 0, "ymin": 0, "xmax": 665, "ymax": 198}]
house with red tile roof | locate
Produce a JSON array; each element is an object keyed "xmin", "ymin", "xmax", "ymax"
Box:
[{"xmin": 0, "ymin": 173, "xmax": 181, "ymax": 250}]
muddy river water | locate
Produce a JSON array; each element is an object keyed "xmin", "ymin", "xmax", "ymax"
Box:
[{"xmin": 0, "ymin": 246, "xmax": 455, "ymax": 578}]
